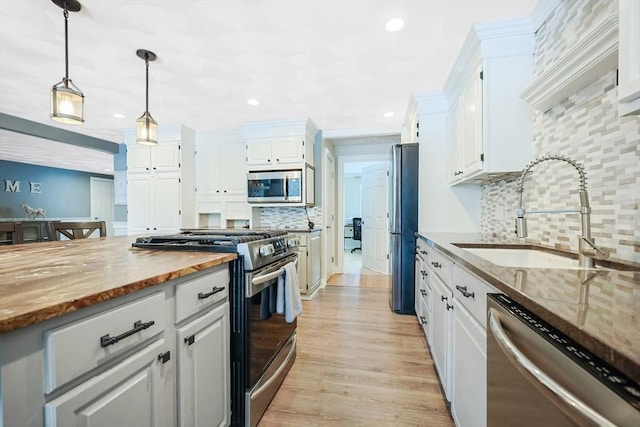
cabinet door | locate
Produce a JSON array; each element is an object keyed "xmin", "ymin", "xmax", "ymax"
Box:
[
  {"xmin": 273, "ymin": 136, "xmax": 304, "ymax": 165},
  {"xmin": 154, "ymin": 175, "xmax": 182, "ymax": 233},
  {"xmin": 128, "ymin": 175, "xmax": 152, "ymax": 233},
  {"xmin": 127, "ymin": 145, "xmax": 152, "ymax": 174},
  {"xmin": 246, "ymin": 138, "xmax": 273, "ymax": 167},
  {"xmin": 176, "ymin": 303, "xmax": 230, "ymax": 427},
  {"xmin": 309, "ymin": 233, "xmax": 321, "ymax": 288},
  {"xmin": 45, "ymin": 339, "xmax": 173, "ymax": 427},
  {"xmin": 297, "ymin": 247, "xmax": 309, "ymax": 293},
  {"xmin": 219, "ymin": 144, "xmax": 247, "ymax": 195},
  {"xmin": 153, "ymin": 141, "xmax": 181, "ymax": 173},
  {"xmin": 431, "ymin": 273, "xmax": 453, "ymax": 401},
  {"xmin": 447, "ymin": 99, "xmax": 463, "ymax": 182},
  {"xmin": 461, "ymin": 66, "xmax": 483, "ymax": 177},
  {"xmin": 619, "ymin": 0, "xmax": 640, "ymax": 116},
  {"xmin": 452, "ymin": 300, "xmax": 486, "ymax": 427},
  {"xmin": 195, "ymin": 144, "xmax": 222, "ymax": 195}
]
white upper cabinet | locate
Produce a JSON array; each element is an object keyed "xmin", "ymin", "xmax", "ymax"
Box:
[
  {"xmin": 242, "ymin": 118, "xmax": 318, "ymax": 171},
  {"xmin": 127, "ymin": 141, "xmax": 181, "ymax": 174},
  {"xmin": 619, "ymin": 0, "xmax": 640, "ymax": 116},
  {"xmin": 445, "ymin": 19, "xmax": 535, "ymax": 185}
]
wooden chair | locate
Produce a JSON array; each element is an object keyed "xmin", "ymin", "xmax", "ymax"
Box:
[
  {"xmin": 49, "ymin": 221, "xmax": 107, "ymax": 241},
  {"xmin": 0, "ymin": 222, "xmax": 24, "ymax": 244}
]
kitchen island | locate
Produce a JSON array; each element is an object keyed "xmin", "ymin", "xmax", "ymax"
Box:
[
  {"xmin": 0, "ymin": 236, "xmax": 236, "ymax": 426},
  {"xmin": 417, "ymin": 232, "xmax": 640, "ymax": 384}
]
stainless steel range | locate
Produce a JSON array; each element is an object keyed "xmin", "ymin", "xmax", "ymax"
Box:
[{"xmin": 133, "ymin": 229, "xmax": 300, "ymax": 427}]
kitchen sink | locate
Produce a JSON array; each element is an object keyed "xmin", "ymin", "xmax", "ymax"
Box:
[{"xmin": 460, "ymin": 247, "xmax": 583, "ymax": 269}]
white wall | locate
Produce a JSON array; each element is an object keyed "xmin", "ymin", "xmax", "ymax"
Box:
[{"xmin": 343, "ymin": 176, "xmax": 361, "ymax": 223}]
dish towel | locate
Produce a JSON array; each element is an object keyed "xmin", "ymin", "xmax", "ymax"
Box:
[{"xmin": 276, "ymin": 261, "xmax": 303, "ymax": 323}]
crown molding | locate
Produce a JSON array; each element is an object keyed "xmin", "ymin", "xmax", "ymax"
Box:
[{"xmin": 520, "ymin": 13, "xmax": 619, "ymax": 112}]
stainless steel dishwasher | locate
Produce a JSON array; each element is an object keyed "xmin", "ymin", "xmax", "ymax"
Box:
[{"xmin": 487, "ymin": 294, "xmax": 640, "ymax": 427}]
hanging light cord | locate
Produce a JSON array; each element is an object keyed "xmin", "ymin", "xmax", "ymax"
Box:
[
  {"xmin": 144, "ymin": 53, "xmax": 150, "ymax": 113},
  {"xmin": 63, "ymin": 3, "xmax": 70, "ymax": 85}
]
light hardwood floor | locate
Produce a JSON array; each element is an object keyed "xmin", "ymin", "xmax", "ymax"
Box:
[{"xmin": 258, "ymin": 283, "xmax": 453, "ymax": 426}]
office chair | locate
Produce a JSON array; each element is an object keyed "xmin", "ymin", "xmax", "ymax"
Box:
[{"xmin": 351, "ymin": 217, "xmax": 362, "ymax": 253}]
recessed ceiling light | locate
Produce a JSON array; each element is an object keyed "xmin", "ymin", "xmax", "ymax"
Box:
[
  {"xmin": 248, "ymin": 99, "xmax": 260, "ymax": 106},
  {"xmin": 383, "ymin": 111, "xmax": 394, "ymax": 118},
  {"xmin": 112, "ymin": 113, "xmax": 125, "ymax": 119},
  {"xmin": 385, "ymin": 18, "xmax": 405, "ymax": 32},
  {"xmin": 103, "ymin": 168, "xmax": 112, "ymax": 172}
]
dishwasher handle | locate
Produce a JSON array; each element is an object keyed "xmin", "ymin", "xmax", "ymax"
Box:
[{"xmin": 488, "ymin": 308, "xmax": 617, "ymax": 427}]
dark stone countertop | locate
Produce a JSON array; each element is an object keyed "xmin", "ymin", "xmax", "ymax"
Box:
[{"xmin": 417, "ymin": 232, "xmax": 640, "ymax": 384}]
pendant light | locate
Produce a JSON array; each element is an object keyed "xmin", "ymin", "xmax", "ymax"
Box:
[
  {"xmin": 136, "ymin": 49, "xmax": 158, "ymax": 145},
  {"xmin": 50, "ymin": 0, "xmax": 84, "ymax": 125}
]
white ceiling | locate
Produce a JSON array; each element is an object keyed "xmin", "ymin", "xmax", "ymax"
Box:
[{"xmin": 0, "ymin": 0, "xmax": 539, "ymax": 175}]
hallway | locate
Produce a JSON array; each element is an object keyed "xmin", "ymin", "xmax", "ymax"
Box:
[{"xmin": 258, "ymin": 281, "xmax": 453, "ymax": 426}]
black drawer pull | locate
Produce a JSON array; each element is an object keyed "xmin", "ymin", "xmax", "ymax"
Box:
[
  {"xmin": 456, "ymin": 285, "xmax": 475, "ymax": 299},
  {"xmin": 441, "ymin": 295, "xmax": 448, "ymax": 302},
  {"xmin": 419, "ymin": 316, "xmax": 428, "ymax": 325},
  {"xmin": 158, "ymin": 351, "xmax": 171, "ymax": 364},
  {"xmin": 431, "ymin": 261, "xmax": 442, "ymax": 268},
  {"xmin": 420, "ymin": 289, "xmax": 427, "ymax": 296},
  {"xmin": 184, "ymin": 335, "xmax": 195, "ymax": 346},
  {"xmin": 420, "ymin": 270, "xmax": 427, "ymax": 277},
  {"xmin": 446, "ymin": 303, "xmax": 454, "ymax": 311},
  {"xmin": 420, "ymin": 250, "xmax": 428, "ymax": 255},
  {"xmin": 198, "ymin": 286, "xmax": 225, "ymax": 300},
  {"xmin": 100, "ymin": 320, "xmax": 155, "ymax": 348}
]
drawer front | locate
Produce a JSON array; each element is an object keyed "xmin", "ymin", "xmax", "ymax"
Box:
[
  {"xmin": 418, "ymin": 268, "xmax": 431, "ymax": 312},
  {"xmin": 416, "ymin": 238, "xmax": 429, "ymax": 261},
  {"xmin": 419, "ymin": 297, "xmax": 431, "ymax": 343},
  {"xmin": 44, "ymin": 292, "xmax": 167, "ymax": 393},
  {"xmin": 428, "ymin": 248, "xmax": 453, "ymax": 287},
  {"xmin": 175, "ymin": 266, "xmax": 230, "ymax": 323},
  {"xmin": 452, "ymin": 265, "xmax": 497, "ymax": 328}
]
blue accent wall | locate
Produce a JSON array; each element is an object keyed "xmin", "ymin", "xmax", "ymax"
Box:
[{"xmin": 0, "ymin": 160, "xmax": 112, "ymax": 219}]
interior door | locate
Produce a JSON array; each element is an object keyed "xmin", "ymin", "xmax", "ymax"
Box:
[
  {"xmin": 361, "ymin": 163, "xmax": 389, "ymax": 274},
  {"xmin": 90, "ymin": 177, "xmax": 115, "ymax": 236},
  {"xmin": 324, "ymin": 149, "xmax": 335, "ymax": 279}
]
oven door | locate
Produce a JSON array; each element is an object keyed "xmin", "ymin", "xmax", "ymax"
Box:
[
  {"xmin": 247, "ymin": 170, "xmax": 302, "ymax": 204},
  {"xmin": 244, "ymin": 255, "xmax": 298, "ymax": 426}
]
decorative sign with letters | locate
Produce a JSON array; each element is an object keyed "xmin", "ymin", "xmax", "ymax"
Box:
[{"xmin": 3, "ymin": 179, "xmax": 42, "ymax": 193}]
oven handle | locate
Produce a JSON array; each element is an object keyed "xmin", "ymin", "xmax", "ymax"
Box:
[
  {"xmin": 252, "ymin": 333, "xmax": 297, "ymax": 400},
  {"xmin": 488, "ymin": 308, "xmax": 616, "ymax": 427},
  {"xmin": 251, "ymin": 258, "xmax": 298, "ymax": 286}
]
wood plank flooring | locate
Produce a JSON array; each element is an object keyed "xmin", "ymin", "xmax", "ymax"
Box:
[{"xmin": 258, "ymin": 283, "xmax": 453, "ymax": 426}]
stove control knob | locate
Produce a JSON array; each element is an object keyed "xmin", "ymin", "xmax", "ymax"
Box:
[
  {"xmin": 287, "ymin": 238, "xmax": 299, "ymax": 248},
  {"xmin": 259, "ymin": 244, "xmax": 275, "ymax": 257}
]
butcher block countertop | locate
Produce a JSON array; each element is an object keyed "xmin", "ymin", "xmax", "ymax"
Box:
[
  {"xmin": 418, "ymin": 232, "xmax": 640, "ymax": 384},
  {"xmin": 0, "ymin": 236, "xmax": 236, "ymax": 334}
]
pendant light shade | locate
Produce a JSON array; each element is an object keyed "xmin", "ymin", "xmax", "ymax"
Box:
[
  {"xmin": 136, "ymin": 49, "xmax": 158, "ymax": 145},
  {"xmin": 50, "ymin": 0, "xmax": 84, "ymax": 125}
]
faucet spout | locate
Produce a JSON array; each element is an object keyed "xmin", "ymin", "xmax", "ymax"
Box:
[{"xmin": 515, "ymin": 154, "xmax": 608, "ymax": 268}]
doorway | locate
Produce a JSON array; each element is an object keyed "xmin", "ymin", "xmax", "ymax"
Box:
[{"xmin": 90, "ymin": 177, "xmax": 115, "ymax": 236}]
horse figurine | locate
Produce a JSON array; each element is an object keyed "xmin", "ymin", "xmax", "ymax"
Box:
[{"xmin": 21, "ymin": 203, "xmax": 46, "ymax": 220}]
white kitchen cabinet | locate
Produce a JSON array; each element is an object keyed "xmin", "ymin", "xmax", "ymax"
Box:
[
  {"xmin": 415, "ymin": 238, "xmax": 431, "ymax": 340},
  {"xmin": 296, "ymin": 230, "xmax": 321, "ymax": 297},
  {"xmin": 0, "ymin": 266, "xmax": 232, "ymax": 427},
  {"xmin": 450, "ymin": 263, "xmax": 497, "ymax": 427},
  {"xmin": 430, "ymin": 272, "xmax": 453, "ymax": 401},
  {"xmin": 246, "ymin": 135, "xmax": 307, "ymax": 168},
  {"xmin": 176, "ymin": 302, "xmax": 230, "ymax": 427},
  {"xmin": 45, "ymin": 339, "xmax": 173, "ymax": 427},
  {"xmin": 445, "ymin": 20, "xmax": 534, "ymax": 184},
  {"xmin": 619, "ymin": 0, "xmax": 640, "ymax": 116},
  {"xmin": 125, "ymin": 126, "xmax": 196, "ymax": 235}
]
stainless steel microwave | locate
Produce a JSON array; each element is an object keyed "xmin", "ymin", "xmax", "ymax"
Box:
[{"xmin": 247, "ymin": 168, "xmax": 314, "ymax": 205}]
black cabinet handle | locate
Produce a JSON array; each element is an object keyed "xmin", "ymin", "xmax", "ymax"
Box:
[
  {"xmin": 198, "ymin": 286, "xmax": 225, "ymax": 300},
  {"xmin": 100, "ymin": 320, "xmax": 155, "ymax": 348},
  {"xmin": 184, "ymin": 335, "xmax": 195, "ymax": 346},
  {"xmin": 419, "ymin": 316, "xmax": 428, "ymax": 325},
  {"xmin": 420, "ymin": 270, "xmax": 427, "ymax": 277},
  {"xmin": 446, "ymin": 303, "xmax": 454, "ymax": 311},
  {"xmin": 420, "ymin": 289, "xmax": 427, "ymax": 296},
  {"xmin": 420, "ymin": 250, "xmax": 428, "ymax": 255},
  {"xmin": 441, "ymin": 295, "xmax": 448, "ymax": 302},
  {"xmin": 158, "ymin": 351, "xmax": 171, "ymax": 364},
  {"xmin": 456, "ymin": 285, "xmax": 475, "ymax": 299},
  {"xmin": 431, "ymin": 262, "xmax": 442, "ymax": 268}
]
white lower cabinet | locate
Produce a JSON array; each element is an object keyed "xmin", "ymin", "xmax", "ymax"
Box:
[
  {"xmin": 45, "ymin": 339, "xmax": 174, "ymax": 427},
  {"xmin": 176, "ymin": 302, "xmax": 230, "ymax": 427},
  {"xmin": 430, "ymin": 272, "xmax": 454, "ymax": 401},
  {"xmin": 452, "ymin": 299, "xmax": 486, "ymax": 427},
  {"xmin": 295, "ymin": 230, "xmax": 322, "ymax": 296}
]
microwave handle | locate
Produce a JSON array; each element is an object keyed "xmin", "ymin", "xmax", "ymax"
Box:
[{"xmin": 284, "ymin": 176, "xmax": 289, "ymax": 200}]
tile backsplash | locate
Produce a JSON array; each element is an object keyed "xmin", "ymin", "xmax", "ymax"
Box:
[
  {"xmin": 480, "ymin": 0, "xmax": 640, "ymax": 264},
  {"xmin": 258, "ymin": 206, "xmax": 323, "ymax": 230}
]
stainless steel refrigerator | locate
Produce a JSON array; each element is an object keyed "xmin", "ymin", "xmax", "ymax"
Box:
[{"xmin": 388, "ymin": 143, "xmax": 419, "ymax": 314}]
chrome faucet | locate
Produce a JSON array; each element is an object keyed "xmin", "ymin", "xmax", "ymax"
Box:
[{"xmin": 515, "ymin": 154, "xmax": 610, "ymax": 269}]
